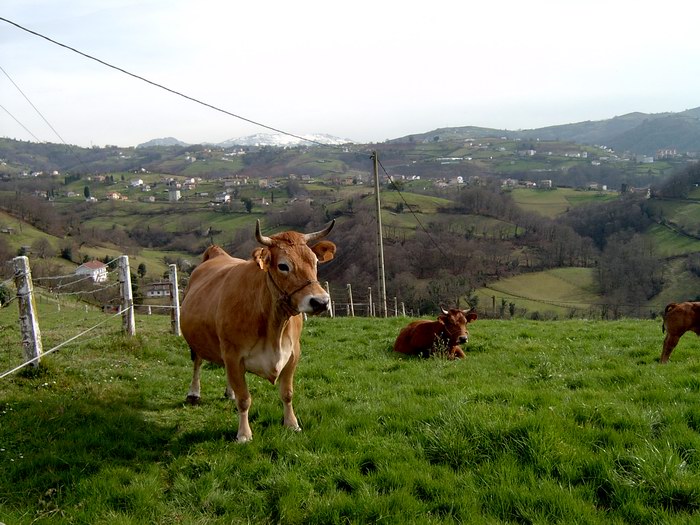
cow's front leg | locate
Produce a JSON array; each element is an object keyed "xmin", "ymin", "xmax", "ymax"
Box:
[
  {"xmin": 278, "ymin": 351, "xmax": 301, "ymax": 432},
  {"xmin": 223, "ymin": 355, "xmax": 253, "ymax": 442},
  {"xmin": 185, "ymin": 351, "xmax": 203, "ymax": 404},
  {"xmin": 660, "ymin": 333, "xmax": 680, "ymax": 364},
  {"xmin": 449, "ymin": 346, "xmax": 466, "ymax": 359}
]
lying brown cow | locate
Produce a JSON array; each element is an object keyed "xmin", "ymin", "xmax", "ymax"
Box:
[
  {"xmin": 660, "ymin": 301, "xmax": 700, "ymax": 363},
  {"xmin": 180, "ymin": 220, "xmax": 336, "ymax": 442},
  {"xmin": 393, "ymin": 307, "xmax": 477, "ymax": 359}
]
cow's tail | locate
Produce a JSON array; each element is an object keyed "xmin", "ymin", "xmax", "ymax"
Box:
[
  {"xmin": 662, "ymin": 303, "xmax": 678, "ymax": 333},
  {"xmin": 202, "ymin": 245, "xmax": 227, "ymax": 262},
  {"xmin": 190, "ymin": 348, "xmax": 197, "ymax": 361}
]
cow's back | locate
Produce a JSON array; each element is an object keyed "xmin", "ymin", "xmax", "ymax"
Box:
[
  {"xmin": 664, "ymin": 301, "xmax": 700, "ymax": 336},
  {"xmin": 181, "ymin": 247, "xmax": 250, "ymax": 364},
  {"xmin": 393, "ymin": 320, "xmax": 439, "ymax": 355}
]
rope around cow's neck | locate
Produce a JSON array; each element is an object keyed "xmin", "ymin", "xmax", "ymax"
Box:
[{"xmin": 266, "ymin": 272, "xmax": 318, "ymax": 317}]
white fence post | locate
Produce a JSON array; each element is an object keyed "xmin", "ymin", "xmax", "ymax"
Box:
[
  {"xmin": 324, "ymin": 281, "xmax": 334, "ymax": 318},
  {"xmin": 13, "ymin": 256, "xmax": 42, "ymax": 368},
  {"xmin": 368, "ymin": 287, "xmax": 373, "ymax": 317},
  {"xmin": 118, "ymin": 255, "xmax": 135, "ymax": 336},
  {"xmin": 347, "ymin": 284, "xmax": 355, "ymax": 317},
  {"xmin": 169, "ymin": 264, "xmax": 181, "ymax": 336}
]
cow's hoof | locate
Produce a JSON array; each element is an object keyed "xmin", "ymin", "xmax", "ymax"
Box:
[
  {"xmin": 185, "ymin": 395, "xmax": 201, "ymax": 405},
  {"xmin": 236, "ymin": 435, "xmax": 253, "ymax": 444}
]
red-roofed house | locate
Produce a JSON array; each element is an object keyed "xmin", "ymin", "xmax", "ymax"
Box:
[{"xmin": 76, "ymin": 260, "xmax": 108, "ymax": 283}]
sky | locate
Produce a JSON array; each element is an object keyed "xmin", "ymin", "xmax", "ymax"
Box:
[{"xmin": 2, "ymin": 0, "xmax": 700, "ymax": 148}]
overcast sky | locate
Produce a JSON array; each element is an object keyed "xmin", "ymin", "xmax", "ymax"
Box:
[{"xmin": 2, "ymin": 0, "xmax": 700, "ymax": 148}]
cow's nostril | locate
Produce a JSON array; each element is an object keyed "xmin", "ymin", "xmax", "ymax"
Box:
[
  {"xmin": 309, "ymin": 297, "xmax": 329, "ymax": 312},
  {"xmin": 458, "ymin": 336, "xmax": 468, "ymax": 344}
]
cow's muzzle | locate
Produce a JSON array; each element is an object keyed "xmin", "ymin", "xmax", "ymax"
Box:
[{"xmin": 308, "ymin": 295, "xmax": 330, "ymax": 314}]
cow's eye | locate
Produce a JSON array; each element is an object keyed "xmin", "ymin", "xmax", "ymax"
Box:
[{"xmin": 277, "ymin": 263, "xmax": 290, "ymax": 272}]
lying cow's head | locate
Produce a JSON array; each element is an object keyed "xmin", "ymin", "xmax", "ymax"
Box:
[
  {"xmin": 252, "ymin": 220, "xmax": 336, "ymax": 315},
  {"xmin": 438, "ymin": 307, "xmax": 478, "ymax": 345}
]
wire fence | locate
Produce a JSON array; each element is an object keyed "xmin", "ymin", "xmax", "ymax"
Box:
[
  {"xmin": 0, "ymin": 255, "xmax": 182, "ymax": 380},
  {"xmin": 1, "ymin": 252, "xmax": 677, "ymax": 380}
]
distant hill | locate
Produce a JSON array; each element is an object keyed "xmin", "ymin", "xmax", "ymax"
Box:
[
  {"xmin": 136, "ymin": 137, "xmax": 189, "ymax": 148},
  {"xmin": 392, "ymin": 107, "xmax": 700, "ymax": 155}
]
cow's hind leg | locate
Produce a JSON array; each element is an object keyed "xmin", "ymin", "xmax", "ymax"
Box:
[
  {"xmin": 660, "ymin": 333, "xmax": 681, "ymax": 364},
  {"xmin": 186, "ymin": 350, "xmax": 203, "ymax": 404},
  {"xmin": 223, "ymin": 354, "xmax": 253, "ymax": 443}
]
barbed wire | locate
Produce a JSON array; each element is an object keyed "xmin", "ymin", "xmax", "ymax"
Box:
[
  {"xmin": 47, "ymin": 280, "xmax": 121, "ymax": 298},
  {"xmin": 0, "ymin": 305, "xmax": 131, "ymax": 380}
]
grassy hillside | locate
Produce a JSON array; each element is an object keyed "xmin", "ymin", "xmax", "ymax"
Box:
[
  {"xmin": 475, "ymin": 267, "xmax": 602, "ymax": 318},
  {"xmin": 2, "ymin": 311, "xmax": 700, "ymax": 523},
  {"xmin": 509, "ymin": 188, "xmax": 618, "ymax": 218}
]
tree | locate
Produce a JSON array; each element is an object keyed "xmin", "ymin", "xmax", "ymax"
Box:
[
  {"xmin": 31, "ymin": 238, "xmax": 54, "ymax": 259},
  {"xmin": 84, "ymin": 186, "xmax": 91, "ymax": 199},
  {"xmin": 137, "ymin": 262, "xmax": 147, "ymax": 279},
  {"xmin": 241, "ymin": 197, "xmax": 253, "ymax": 214},
  {"xmin": 0, "ymin": 284, "xmax": 11, "ymax": 306}
]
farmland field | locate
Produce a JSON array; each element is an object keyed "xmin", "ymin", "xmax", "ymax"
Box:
[
  {"xmin": 2, "ymin": 307, "xmax": 700, "ymax": 524},
  {"xmin": 510, "ymin": 188, "xmax": 617, "ymax": 218}
]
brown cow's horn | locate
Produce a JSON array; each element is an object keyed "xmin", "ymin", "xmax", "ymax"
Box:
[
  {"xmin": 440, "ymin": 306, "xmax": 448, "ymax": 315},
  {"xmin": 255, "ymin": 220, "xmax": 274, "ymax": 246},
  {"xmin": 303, "ymin": 219, "xmax": 335, "ymax": 243}
]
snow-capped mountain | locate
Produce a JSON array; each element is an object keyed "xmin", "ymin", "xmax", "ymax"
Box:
[{"xmin": 217, "ymin": 133, "xmax": 353, "ymax": 148}]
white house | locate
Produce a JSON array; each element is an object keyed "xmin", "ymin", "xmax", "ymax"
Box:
[
  {"xmin": 76, "ymin": 260, "xmax": 108, "ymax": 283},
  {"xmin": 145, "ymin": 281, "xmax": 171, "ymax": 298}
]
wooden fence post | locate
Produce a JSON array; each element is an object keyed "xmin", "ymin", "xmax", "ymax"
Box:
[
  {"xmin": 401, "ymin": 302, "xmax": 406, "ymax": 316},
  {"xmin": 347, "ymin": 284, "xmax": 355, "ymax": 317},
  {"xmin": 118, "ymin": 255, "xmax": 135, "ymax": 336},
  {"xmin": 169, "ymin": 264, "xmax": 181, "ymax": 336},
  {"xmin": 324, "ymin": 281, "xmax": 334, "ymax": 318},
  {"xmin": 394, "ymin": 297, "xmax": 398, "ymax": 317},
  {"xmin": 13, "ymin": 256, "xmax": 42, "ymax": 368},
  {"xmin": 368, "ymin": 287, "xmax": 373, "ymax": 317}
]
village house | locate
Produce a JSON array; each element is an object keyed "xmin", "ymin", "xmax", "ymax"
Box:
[
  {"xmin": 75, "ymin": 260, "xmax": 108, "ymax": 283},
  {"xmin": 213, "ymin": 192, "xmax": 231, "ymax": 204},
  {"xmin": 145, "ymin": 281, "xmax": 171, "ymax": 298}
]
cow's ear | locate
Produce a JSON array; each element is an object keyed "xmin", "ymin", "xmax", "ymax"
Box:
[
  {"xmin": 252, "ymin": 247, "xmax": 270, "ymax": 271},
  {"xmin": 465, "ymin": 310, "xmax": 478, "ymax": 323},
  {"xmin": 311, "ymin": 240, "xmax": 336, "ymax": 263}
]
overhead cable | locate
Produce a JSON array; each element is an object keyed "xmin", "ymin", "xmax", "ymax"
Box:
[{"xmin": 0, "ymin": 16, "xmax": 331, "ymax": 148}]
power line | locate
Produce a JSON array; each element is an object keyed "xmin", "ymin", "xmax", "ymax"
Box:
[
  {"xmin": 0, "ymin": 102, "xmax": 42, "ymax": 142},
  {"xmin": 0, "ymin": 63, "xmax": 68, "ymax": 144},
  {"xmin": 0, "ymin": 16, "xmax": 332, "ymax": 148},
  {"xmin": 376, "ymin": 157, "xmax": 451, "ymax": 260}
]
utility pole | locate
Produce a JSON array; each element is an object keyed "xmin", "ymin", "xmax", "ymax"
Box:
[{"xmin": 371, "ymin": 151, "xmax": 388, "ymax": 318}]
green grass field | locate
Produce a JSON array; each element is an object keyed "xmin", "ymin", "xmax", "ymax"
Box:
[
  {"xmin": 2, "ymin": 307, "xmax": 700, "ymax": 524},
  {"xmin": 476, "ymin": 267, "xmax": 602, "ymax": 318},
  {"xmin": 509, "ymin": 188, "xmax": 618, "ymax": 218}
]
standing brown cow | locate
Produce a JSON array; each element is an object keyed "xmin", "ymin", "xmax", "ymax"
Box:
[
  {"xmin": 180, "ymin": 220, "xmax": 336, "ymax": 442},
  {"xmin": 660, "ymin": 301, "xmax": 700, "ymax": 363},
  {"xmin": 393, "ymin": 307, "xmax": 478, "ymax": 359}
]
